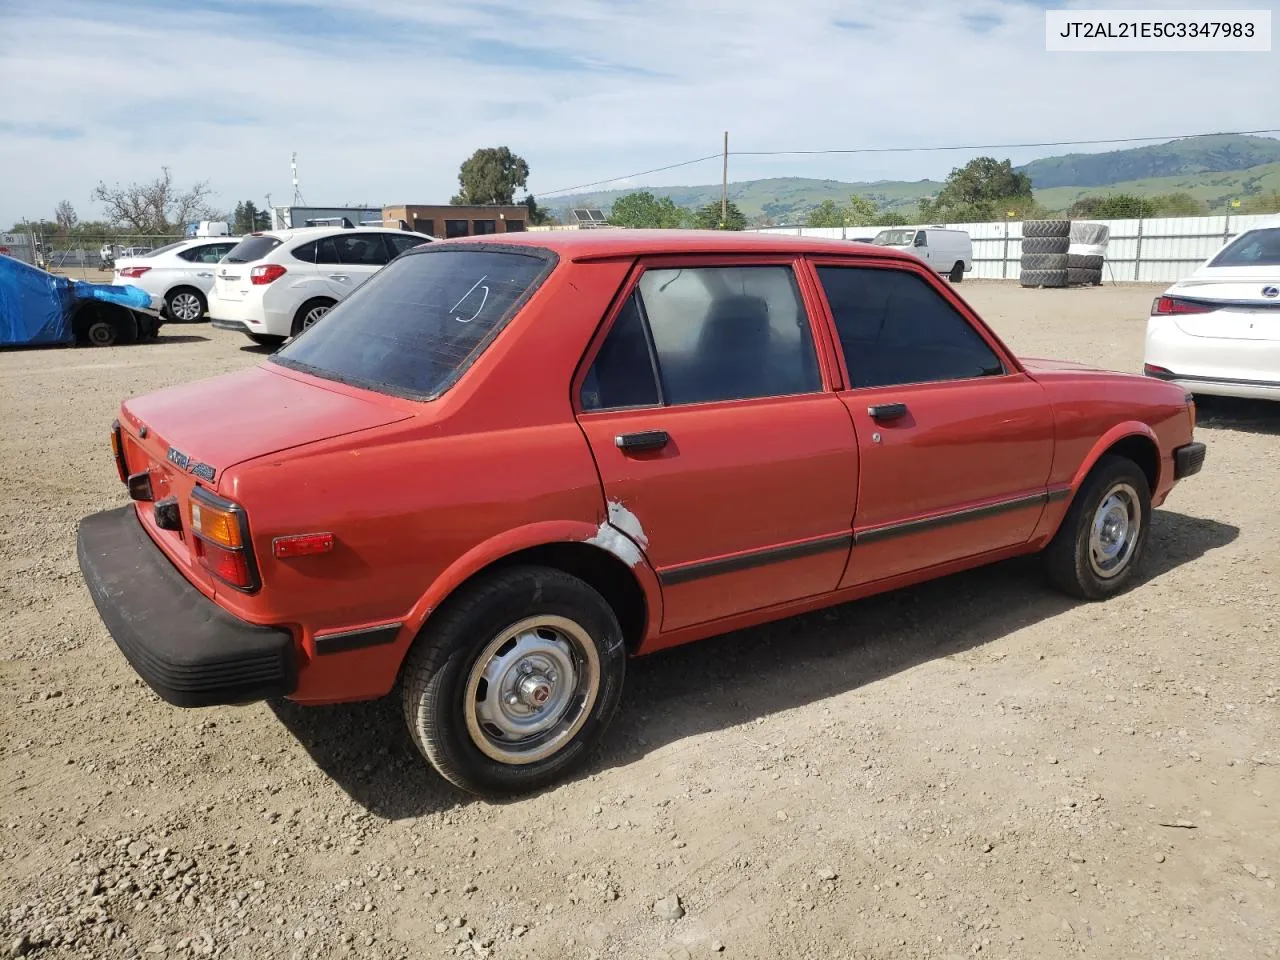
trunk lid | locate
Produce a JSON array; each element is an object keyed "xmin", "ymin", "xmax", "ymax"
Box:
[
  {"xmin": 116, "ymin": 365, "xmax": 412, "ymax": 591},
  {"xmin": 1165, "ymin": 273, "xmax": 1280, "ymax": 341}
]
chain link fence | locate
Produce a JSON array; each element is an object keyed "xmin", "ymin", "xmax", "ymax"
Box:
[{"xmin": 3, "ymin": 226, "xmax": 186, "ymax": 279}]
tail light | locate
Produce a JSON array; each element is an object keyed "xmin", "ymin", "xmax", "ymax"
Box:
[
  {"xmin": 1151, "ymin": 296, "xmax": 1214, "ymax": 316},
  {"xmin": 250, "ymin": 264, "xmax": 287, "ymax": 285},
  {"xmin": 190, "ymin": 487, "xmax": 260, "ymax": 592},
  {"xmin": 118, "ymin": 266, "xmax": 151, "ymax": 279},
  {"xmin": 109, "ymin": 420, "xmax": 128, "ymax": 483}
]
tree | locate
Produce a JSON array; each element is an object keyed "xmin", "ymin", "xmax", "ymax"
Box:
[
  {"xmin": 1068, "ymin": 193, "xmax": 1157, "ymax": 219},
  {"xmin": 920, "ymin": 157, "xmax": 1033, "ymax": 222},
  {"xmin": 232, "ymin": 201, "xmax": 270, "ymax": 234},
  {"xmin": 1150, "ymin": 192, "xmax": 1205, "ymax": 216},
  {"xmin": 523, "ymin": 195, "xmax": 555, "ymax": 226},
  {"xmin": 54, "ymin": 200, "xmax": 78, "ymax": 233},
  {"xmin": 692, "ymin": 200, "xmax": 747, "ymax": 230},
  {"xmin": 451, "ymin": 147, "xmax": 529, "ymax": 205},
  {"xmin": 608, "ymin": 191, "xmax": 689, "ymax": 228},
  {"xmin": 805, "ymin": 199, "xmax": 847, "ymax": 227},
  {"xmin": 845, "ymin": 195, "xmax": 881, "ymax": 227},
  {"xmin": 91, "ymin": 166, "xmax": 219, "ymax": 234},
  {"xmin": 1241, "ymin": 191, "xmax": 1280, "ymax": 214},
  {"xmin": 877, "ymin": 211, "xmax": 911, "ymax": 226}
]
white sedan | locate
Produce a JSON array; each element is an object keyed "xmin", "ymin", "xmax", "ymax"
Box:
[
  {"xmin": 1144, "ymin": 218, "xmax": 1280, "ymax": 401},
  {"xmin": 113, "ymin": 237, "xmax": 240, "ymax": 322}
]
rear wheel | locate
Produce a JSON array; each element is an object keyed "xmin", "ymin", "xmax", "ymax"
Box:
[
  {"xmin": 949, "ymin": 261, "xmax": 964, "ymax": 282},
  {"xmin": 400, "ymin": 566, "xmax": 627, "ymax": 797},
  {"xmin": 1042, "ymin": 454, "xmax": 1151, "ymax": 600},
  {"xmin": 290, "ymin": 298, "xmax": 335, "ymax": 336},
  {"xmin": 165, "ymin": 288, "xmax": 206, "ymax": 322}
]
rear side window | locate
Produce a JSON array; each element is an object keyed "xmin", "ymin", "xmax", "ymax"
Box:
[
  {"xmin": 271, "ymin": 249, "xmax": 553, "ymax": 398},
  {"xmin": 815, "ymin": 265, "xmax": 1004, "ymax": 389},
  {"xmin": 1208, "ymin": 227, "xmax": 1280, "ymax": 267},
  {"xmin": 335, "ymin": 233, "xmax": 391, "ymax": 266},
  {"xmin": 291, "ymin": 241, "xmax": 318, "ymax": 263},
  {"xmin": 223, "ymin": 235, "xmax": 282, "ymax": 263},
  {"xmin": 388, "ymin": 233, "xmax": 430, "ymax": 256}
]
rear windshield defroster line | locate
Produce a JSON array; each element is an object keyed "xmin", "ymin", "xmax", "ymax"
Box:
[{"xmin": 269, "ymin": 243, "xmax": 558, "ymax": 401}]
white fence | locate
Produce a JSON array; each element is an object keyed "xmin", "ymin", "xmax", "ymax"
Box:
[{"xmin": 752, "ymin": 214, "xmax": 1277, "ymax": 284}]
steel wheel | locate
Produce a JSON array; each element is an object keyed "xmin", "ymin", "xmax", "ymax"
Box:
[
  {"xmin": 167, "ymin": 291, "xmax": 203, "ymax": 321},
  {"xmin": 87, "ymin": 321, "xmax": 116, "ymax": 346},
  {"xmin": 302, "ymin": 304, "xmax": 329, "ymax": 328},
  {"xmin": 464, "ymin": 615, "xmax": 601, "ymax": 765},
  {"xmin": 1088, "ymin": 482, "xmax": 1140, "ymax": 579}
]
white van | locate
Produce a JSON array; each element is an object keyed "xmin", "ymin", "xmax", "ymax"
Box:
[{"xmin": 872, "ymin": 227, "xmax": 973, "ymax": 282}]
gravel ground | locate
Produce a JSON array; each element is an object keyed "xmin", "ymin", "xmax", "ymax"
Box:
[{"xmin": 2, "ymin": 281, "xmax": 1278, "ymax": 960}]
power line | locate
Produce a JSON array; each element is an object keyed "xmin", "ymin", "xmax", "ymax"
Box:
[{"xmin": 534, "ymin": 127, "xmax": 1280, "ymax": 199}]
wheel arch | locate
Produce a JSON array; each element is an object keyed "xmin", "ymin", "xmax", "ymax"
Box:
[
  {"xmin": 1070, "ymin": 423, "xmax": 1161, "ymax": 496},
  {"xmin": 396, "ymin": 521, "xmax": 661, "ymax": 679},
  {"xmin": 164, "ymin": 284, "xmax": 207, "ymax": 312},
  {"xmin": 71, "ymin": 300, "xmax": 138, "ymax": 346}
]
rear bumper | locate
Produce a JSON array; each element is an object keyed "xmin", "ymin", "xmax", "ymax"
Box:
[
  {"xmin": 76, "ymin": 506, "xmax": 297, "ymax": 707},
  {"xmin": 210, "ymin": 318, "xmax": 254, "ymax": 335},
  {"xmin": 1174, "ymin": 441, "xmax": 1206, "ymax": 480}
]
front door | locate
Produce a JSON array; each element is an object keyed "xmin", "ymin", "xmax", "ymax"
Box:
[
  {"xmin": 807, "ymin": 259, "xmax": 1056, "ymax": 586},
  {"xmin": 323, "ymin": 232, "xmax": 392, "ymax": 299},
  {"xmin": 575, "ymin": 259, "xmax": 859, "ymax": 632}
]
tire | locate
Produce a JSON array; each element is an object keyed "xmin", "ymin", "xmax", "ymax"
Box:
[
  {"xmin": 948, "ymin": 261, "xmax": 964, "ymax": 282},
  {"xmin": 400, "ymin": 565, "xmax": 627, "ymax": 797},
  {"xmin": 1067, "ymin": 267, "xmax": 1103, "ymax": 286},
  {"xmin": 1067, "ymin": 254, "xmax": 1104, "ymax": 271},
  {"xmin": 247, "ymin": 333, "xmax": 285, "ymax": 348},
  {"xmin": 1020, "ymin": 236, "xmax": 1070, "ymax": 255},
  {"xmin": 164, "ymin": 287, "xmax": 206, "ymax": 323},
  {"xmin": 1019, "ymin": 268, "xmax": 1068, "ymax": 288},
  {"xmin": 1023, "ymin": 219, "xmax": 1072, "ymax": 239},
  {"xmin": 1042, "ymin": 454, "xmax": 1151, "ymax": 601},
  {"xmin": 290, "ymin": 298, "xmax": 335, "ymax": 336},
  {"xmin": 1021, "ymin": 253, "xmax": 1068, "ymax": 271}
]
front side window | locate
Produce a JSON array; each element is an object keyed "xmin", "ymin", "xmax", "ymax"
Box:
[
  {"xmin": 581, "ymin": 264, "xmax": 822, "ymax": 410},
  {"xmin": 272, "ymin": 248, "xmax": 553, "ymax": 398},
  {"xmin": 815, "ymin": 265, "xmax": 1004, "ymax": 389}
]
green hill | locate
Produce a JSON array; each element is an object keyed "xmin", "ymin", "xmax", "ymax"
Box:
[
  {"xmin": 1016, "ymin": 134, "xmax": 1280, "ymax": 189},
  {"xmin": 549, "ymin": 133, "xmax": 1280, "ymax": 224}
]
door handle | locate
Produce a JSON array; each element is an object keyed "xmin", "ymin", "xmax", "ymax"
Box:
[
  {"xmin": 868, "ymin": 402, "xmax": 908, "ymax": 421},
  {"xmin": 615, "ymin": 430, "xmax": 669, "ymax": 452},
  {"xmin": 328, "ymin": 274, "xmax": 350, "ymax": 281},
  {"xmin": 196, "ymin": 271, "xmax": 213, "ymax": 277}
]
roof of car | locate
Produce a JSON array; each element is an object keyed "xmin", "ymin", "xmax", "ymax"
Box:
[
  {"xmin": 255, "ymin": 225, "xmax": 415, "ymax": 240},
  {"xmin": 419, "ymin": 228, "xmax": 917, "ymax": 263}
]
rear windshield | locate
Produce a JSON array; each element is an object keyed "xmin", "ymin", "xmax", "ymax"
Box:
[
  {"xmin": 223, "ymin": 235, "xmax": 282, "ymax": 263},
  {"xmin": 146, "ymin": 241, "xmax": 188, "ymax": 257},
  {"xmin": 1208, "ymin": 227, "xmax": 1280, "ymax": 267},
  {"xmin": 270, "ymin": 247, "xmax": 554, "ymax": 399}
]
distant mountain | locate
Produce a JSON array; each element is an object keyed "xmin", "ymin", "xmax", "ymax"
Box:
[
  {"xmin": 549, "ymin": 133, "xmax": 1280, "ymax": 224},
  {"xmin": 1015, "ymin": 134, "xmax": 1280, "ymax": 189}
]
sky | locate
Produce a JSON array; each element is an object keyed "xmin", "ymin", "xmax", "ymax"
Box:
[{"xmin": 1, "ymin": 0, "xmax": 1278, "ymax": 227}]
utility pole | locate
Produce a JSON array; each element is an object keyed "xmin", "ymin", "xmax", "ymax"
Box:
[{"xmin": 721, "ymin": 131, "xmax": 728, "ymax": 227}]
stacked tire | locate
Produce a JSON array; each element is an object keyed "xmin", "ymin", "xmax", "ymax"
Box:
[
  {"xmin": 1067, "ymin": 221, "xmax": 1108, "ymax": 286},
  {"xmin": 1019, "ymin": 220, "xmax": 1070, "ymax": 288}
]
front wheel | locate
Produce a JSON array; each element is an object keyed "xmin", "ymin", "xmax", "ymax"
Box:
[
  {"xmin": 1042, "ymin": 454, "xmax": 1151, "ymax": 600},
  {"xmin": 401, "ymin": 566, "xmax": 627, "ymax": 797}
]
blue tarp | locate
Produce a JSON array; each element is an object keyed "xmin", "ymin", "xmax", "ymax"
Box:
[{"xmin": 0, "ymin": 254, "xmax": 154, "ymax": 347}]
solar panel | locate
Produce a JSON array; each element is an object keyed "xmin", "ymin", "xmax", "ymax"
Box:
[
  {"xmin": 586, "ymin": 209, "xmax": 607, "ymax": 222},
  {"xmin": 571, "ymin": 209, "xmax": 593, "ymax": 223}
]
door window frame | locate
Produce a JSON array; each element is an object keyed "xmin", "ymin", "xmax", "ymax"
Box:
[
  {"xmin": 798, "ymin": 255, "xmax": 1025, "ymax": 392},
  {"xmin": 571, "ymin": 254, "xmax": 847, "ymax": 416}
]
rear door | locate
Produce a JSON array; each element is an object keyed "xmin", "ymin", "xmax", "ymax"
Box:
[
  {"xmin": 324, "ymin": 232, "xmax": 393, "ymax": 299},
  {"xmin": 806, "ymin": 258, "xmax": 1056, "ymax": 587},
  {"xmin": 574, "ymin": 257, "xmax": 858, "ymax": 633}
]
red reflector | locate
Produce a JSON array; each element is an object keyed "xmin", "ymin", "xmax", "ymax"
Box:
[
  {"xmin": 1143, "ymin": 363, "xmax": 1172, "ymax": 376},
  {"xmin": 273, "ymin": 532, "xmax": 334, "ymax": 558},
  {"xmin": 250, "ymin": 263, "xmax": 287, "ymax": 285},
  {"xmin": 1152, "ymin": 295, "xmax": 1214, "ymax": 316},
  {"xmin": 200, "ymin": 541, "xmax": 252, "ymax": 587}
]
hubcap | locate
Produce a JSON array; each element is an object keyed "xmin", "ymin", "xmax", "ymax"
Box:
[
  {"xmin": 1089, "ymin": 482, "xmax": 1140, "ymax": 579},
  {"xmin": 302, "ymin": 305, "xmax": 329, "ymax": 328},
  {"xmin": 170, "ymin": 293, "xmax": 201, "ymax": 321},
  {"xmin": 464, "ymin": 616, "xmax": 600, "ymax": 765}
]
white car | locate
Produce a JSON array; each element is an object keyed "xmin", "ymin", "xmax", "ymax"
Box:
[
  {"xmin": 208, "ymin": 226, "xmax": 432, "ymax": 345},
  {"xmin": 113, "ymin": 238, "xmax": 240, "ymax": 321},
  {"xmin": 1144, "ymin": 218, "xmax": 1280, "ymax": 401}
]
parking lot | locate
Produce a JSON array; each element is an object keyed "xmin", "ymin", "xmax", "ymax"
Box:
[{"xmin": 2, "ymin": 280, "xmax": 1278, "ymax": 960}]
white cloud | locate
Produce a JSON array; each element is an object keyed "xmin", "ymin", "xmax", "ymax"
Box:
[{"xmin": 0, "ymin": 0, "xmax": 1276, "ymax": 226}]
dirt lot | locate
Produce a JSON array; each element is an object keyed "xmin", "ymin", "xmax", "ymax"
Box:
[{"xmin": 2, "ymin": 281, "xmax": 1278, "ymax": 960}]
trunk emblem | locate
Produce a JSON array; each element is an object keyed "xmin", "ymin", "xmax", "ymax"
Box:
[
  {"xmin": 166, "ymin": 446, "xmax": 217, "ymax": 481},
  {"xmin": 1263, "ymin": 286, "xmax": 1279, "ymax": 298}
]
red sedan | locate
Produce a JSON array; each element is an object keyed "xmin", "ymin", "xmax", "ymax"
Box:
[{"xmin": 77, "ymin": 229, "xmax": 1206, "ymax": 796}]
